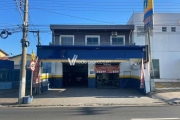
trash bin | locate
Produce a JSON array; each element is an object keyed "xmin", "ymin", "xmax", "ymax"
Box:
[{"xmin": 23, "ymin": 96, "xmax": 33, "ymax": 104}]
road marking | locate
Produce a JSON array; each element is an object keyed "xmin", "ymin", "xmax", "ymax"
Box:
[{"xmin": 131, "ymin": 118, "xmax": 180, "ymax": 120}]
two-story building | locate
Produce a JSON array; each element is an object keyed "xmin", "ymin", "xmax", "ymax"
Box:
[
  {"xmin": 127, "ymin": 13, "xmax": 180, "ymax": 86},
  {"xmin": 37, "ymin": 25, "xmax": 149, "ymax": 94}
]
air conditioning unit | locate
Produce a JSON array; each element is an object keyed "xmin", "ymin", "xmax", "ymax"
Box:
[{"xmin": 111, "ymin": 31, "xmax": 118, "ymax": 36}]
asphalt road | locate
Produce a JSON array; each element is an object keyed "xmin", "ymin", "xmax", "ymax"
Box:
[{"xmin": 0, "ymin": 106, "xmax": 180, "ymax": 120}]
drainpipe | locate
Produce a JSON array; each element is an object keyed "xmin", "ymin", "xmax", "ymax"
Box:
[{"xmin": 129, "ymin": 30, "xmax": 133, "ymax": 45}]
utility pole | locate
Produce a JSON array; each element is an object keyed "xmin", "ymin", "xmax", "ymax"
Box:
[
  {"xmin": 29, "ymin": 30, "xmax": 41, "ymax": 45},
  {"xmin": 37, "ymin": 30, "xmax": 41, "ymax": 95},
  {"xmin": 19, "ymin": 0, "xmax": 29, "ymax": 104},
  {"xmin": 38, "ymin": 30, "xmax": 41, "ymax": 45},
  {"xmin": 29, "ymin": 30, "xmax": 41, "ymax": 94}
]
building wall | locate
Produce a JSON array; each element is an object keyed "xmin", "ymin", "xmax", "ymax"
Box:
[
  {"xmin": 9, "ymin": 55, "xmax": 32, "ymax": 69},
  {"xmin": 128, "ymin": 13, "xmax": 180, "ymax": 81},
  {"xmin": 0, "ymin": 51, "xmax": 6, "ymax": 57},
  {"xmin": 53, "ymin": 31, "xmax": 131, "ymax": 45}
]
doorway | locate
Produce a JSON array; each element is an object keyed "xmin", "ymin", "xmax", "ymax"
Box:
[{"xmin": 63, "ymin": 63, "xmax": 88, "ymax": 87}]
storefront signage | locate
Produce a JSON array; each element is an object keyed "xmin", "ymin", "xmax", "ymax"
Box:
[
  {"xmin": 143, "ymin": 0, "xmax": 154, "ymax": 31},
  {"xmin": 95, "ymin": 65, "xmax": 119, "ymax": 73},
  {"xmin": 33, "ymin": 57, "xmax": 39, "ymax": 87}
]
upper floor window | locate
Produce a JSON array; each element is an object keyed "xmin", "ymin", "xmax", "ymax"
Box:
[
  {"xmin": 162, "ymin": 27, "xmax": 167, "ymax": 32},
  {"xmin": 171, "ymin": 27, "xmax": 176, "ymax": 32},
  {"xmin": 54, "ymin": 35, "xmax": 60, "ymax": 45},
  {"xmin": 85, "ymin": 35, "xmax": 100, "ymax": 45},
  {"xmin": 110, "ymin": 35, "xmax": 125, "ymax": 45},
  {"xmin": 60, "ymin": 35, "xmax": 74, "ymax": 45}
]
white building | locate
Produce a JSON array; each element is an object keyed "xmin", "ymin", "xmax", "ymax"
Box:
[{"xmin": 127, "ymin": 13, "xmax": 180, "ymax": 82}]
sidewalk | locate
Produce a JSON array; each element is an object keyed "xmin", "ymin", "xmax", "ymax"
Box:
[
  {"xmin": 0, "ymin": 88, "xmax": 166, "ymax": 107},
  {"xmin": 149, "ymin": 82, "xmax": 180, "ymax": 105}
]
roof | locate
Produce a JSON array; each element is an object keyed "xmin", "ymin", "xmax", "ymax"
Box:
[
  {"xmin": 9, "ymin": 54, "xmax": 31, "ymax": 59},
  {"xmin": 0, "ymin": 49, "xmax": 8, "ymax": 56},
  {"xmin": 50, "ymin": 25, "xmax": 134, "ymax": 31}
]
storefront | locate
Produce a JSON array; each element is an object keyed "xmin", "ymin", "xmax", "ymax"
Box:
[
  {"xmin": 37, "ymin": 45, "xmax": 149, "ymax": 94},
  {"xmin": 95, "ymin": 63, "xmax": 120, "ymax": 88}
]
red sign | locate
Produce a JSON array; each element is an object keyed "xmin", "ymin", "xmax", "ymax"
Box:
[
  {"xmin": 140, "ymin": 59, "xmax": 145, "ymax": 89},
  {"xmin": 95, "ymin": 65, "xmax": 119, "ymax": 73},
  {"xmin": 33, "ymin": 57, "xmax": 39, "ymax": 87},
  {"xmin": 30, "ymin": 61, "xmax": 35, "ymax": 71}
]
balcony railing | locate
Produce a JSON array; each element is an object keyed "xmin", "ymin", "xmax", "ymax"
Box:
[{"xmin": 52, "ymin": 42, "xmax": 135, "ymax": 46}]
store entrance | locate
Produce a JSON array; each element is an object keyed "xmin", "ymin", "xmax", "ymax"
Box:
[
  {"xmin": 95, "ymin": 63, "xmax": 120, "ymax": 88},
  {"xmin": 96, "ymin": 73, "xmax": 119, "ymax": 88},
  {"xmin": 63, "ymin": 63, "xmax": 88, "ymax": 88}
]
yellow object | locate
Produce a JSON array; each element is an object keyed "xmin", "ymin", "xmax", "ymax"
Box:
[{"xmin": 31, "ymin": 51, "xmax": 36, "ymax": 61}]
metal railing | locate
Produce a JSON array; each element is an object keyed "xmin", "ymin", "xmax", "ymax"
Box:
[{"xmin": 52, "ymin": 42, "xmax": 135, "ymax": 46}]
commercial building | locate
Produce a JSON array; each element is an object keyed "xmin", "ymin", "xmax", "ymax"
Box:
[
  {"xmin": 127, "ymin": 13, "xmax": 180, "ymax": 83},
  {"xmin": 37, "ymin": 25, "xmax": 149, "ymax": 94}
]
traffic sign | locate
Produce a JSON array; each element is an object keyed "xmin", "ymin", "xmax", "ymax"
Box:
[
  {"xmin": 31, "ymin": 52, "xmax": 36, "ymax": 61},
  {"xmin": 30, "ymin": 61, "xmax": 36, "ymax": 71}
]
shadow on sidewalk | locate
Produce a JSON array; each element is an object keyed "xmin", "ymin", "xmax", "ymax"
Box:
[{"xmin": 34, "ymin": 88, "xmax": 146, "ymax": 99}]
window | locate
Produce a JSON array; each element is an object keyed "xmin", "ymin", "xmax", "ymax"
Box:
[
  {"xmin": 171, "ymin": 27, "xmax": 176, "ymax": 32},
  {"xmin": 162, "ymin": 27, "xmax": 167, "ymax": 32},
  {"xmin": 110, "ymin": 35, "xmax": 125, "ymax": 45},
  {"xmin": 54, "ymin": 35, "xmax": 60, "ymax": 45},
  {"xmin": 151, "ymin": 59, "xmax": 160, "ymax": 79},
  {"xmin": 85, "ymin": 35, "xmax": 100, "ymax": 45},
  {"xmin": 60, "ymin": 35, "xmax": 74, "ymax": 45},
  {"xmin": 42, "ymin": 62, "xmax": 51, "ymax": 73}
]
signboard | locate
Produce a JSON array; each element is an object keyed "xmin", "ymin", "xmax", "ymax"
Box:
[
  {"xmin": 30, "ymin": 61, "xmax": 35, "ymax": 71},
  {"xmin": 95, "ymin": 65, "xmax": 119, "ymax": 73},
  {"xmin": 31, "ymin": 52, "xmax": 36, "ymax": 61},
  {"xmin": 33, "ymin": 57, "xmax": 39, "ymax": 87},
  {"xmin": 140, "ymin": 59, "xmax": 145, "ymax": 89},
  {"xmin": 143, "ymin": 0, "xmax": 154, "ymax": 31},
  {"xmin": 144, "ymin": 16, "xmax": 153, "ymax": 32}
]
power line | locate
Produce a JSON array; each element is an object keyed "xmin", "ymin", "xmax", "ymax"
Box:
[{"xmin": 33, "ymin": 8, "xmax": 118, "ymax": 24}]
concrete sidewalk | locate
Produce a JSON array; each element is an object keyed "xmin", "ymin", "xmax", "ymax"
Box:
[
  {"xmin": 150, "ymin": 88, "xmax": 180, "ymax": 105},
  {"xmin": 0, "ymin": 88, "xmax": 166, "ymax": 107},
  {"xmin": 149, "ymin": 82, "xmax": 180, "ymax": 105}
]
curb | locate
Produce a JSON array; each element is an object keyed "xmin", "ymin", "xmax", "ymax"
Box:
[
  {"xmin": 148, "ymin": 93, "xmax": 180, "ymax": 106},
  {"xmin": 0, "ymin": 103, "xmax": 168, "ymax": 108}
]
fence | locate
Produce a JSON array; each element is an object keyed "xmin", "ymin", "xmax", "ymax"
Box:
[{"xmin": 0, "ymin": 69, "xmax": 31, "ymax": 89}]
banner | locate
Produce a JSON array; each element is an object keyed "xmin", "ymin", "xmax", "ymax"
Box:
[
  {"xmin": 144, "ymin": 0, "xmax": 154, "ymax": 21},
  {"xmin": 33, "ymin": 57, "xmax": 39, "ymax": 87},
  {"xmin": 143, "ymin": 0, "xmax": 154, "ymax": 31},
  {"xmin": 140, "ymin": 59, "xmax": 145, "ymax": 89},
  {"xmin": 95, "ymin": 65, "xmax": 119, "ymax": 73}
]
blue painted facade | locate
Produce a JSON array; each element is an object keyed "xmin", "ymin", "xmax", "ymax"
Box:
[
  {"xmin": 37, "ymin": 45, "xmax": 147, "ymax": 61},
  {"xmin": 48, "ymin": 78, "xmax": 63, "ymax": 88},
  {"xmin": 88, "ymin": 78, "xmax": 96, "ymax": 88}
]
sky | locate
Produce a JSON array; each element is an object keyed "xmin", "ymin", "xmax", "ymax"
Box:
[{"xmin": 0, "ymin": 0, "xmax": 180, "ymax": 56}]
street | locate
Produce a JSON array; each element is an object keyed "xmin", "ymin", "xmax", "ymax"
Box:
[{"xmin": 0, "ymin": 106, "xmax": 180, "ymax": 120}]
